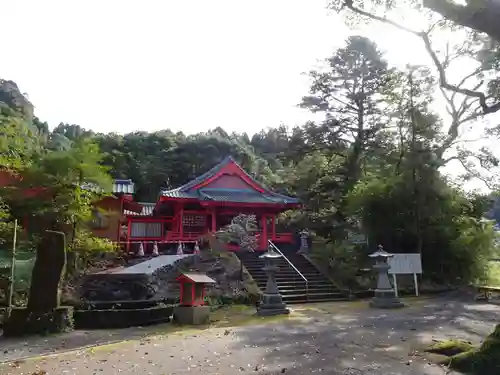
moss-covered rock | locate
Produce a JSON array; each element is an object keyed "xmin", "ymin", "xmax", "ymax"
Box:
[
  {"xmin": 447, "ymin": 324, "xmax": 500, "ymax": 374},
  {"xmin": 425, "ymin": 339, "xmax": 474, "ymax": 357},
  {"xmin": 426, "ymin": 325, "xmax": 500, "ymax": 374}
]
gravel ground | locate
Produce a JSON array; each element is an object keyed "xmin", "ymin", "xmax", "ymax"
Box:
[{"xmin": 0, "ymin": 296, "xmax": 498, "ymax": 375}]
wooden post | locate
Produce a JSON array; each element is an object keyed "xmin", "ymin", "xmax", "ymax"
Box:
[
  {"xmin": 413, "ymin": 273, "xmax": 419, "ymax": 296},
  {"xmin": 392, "ymin": 274, "xmax": 398, "ymax": 298},
  {"xmin": 7, "ymin": 220, "xmax": 17, "ymax": 308}
]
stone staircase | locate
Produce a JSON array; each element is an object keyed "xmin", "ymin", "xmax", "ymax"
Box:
[{"xmin": 237, "ymin": 247, "xmax": 347, "ymax": 304}]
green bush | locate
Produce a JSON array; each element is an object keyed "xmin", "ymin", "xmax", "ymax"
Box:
[
  {"xmin": 346, "ymin": 176, "xmax": 497, "ymax": 285},
  {"xmin": 0, "ymin": 250, "xmax": 36, "ymax": 292},
  {"xmin": 309, "ymin": 240, "xmax": 372, "ymax": 292},
  {"xmin": 74, "ymin": 304, "xmax": 174, "ymax": 329},
  {"xmin": 206, "ymin": 293, "xmax": 260, "ymax": 307},
  {"xmin": 2, "ymin": 306, "xmax": 74, "ymax": 337}
]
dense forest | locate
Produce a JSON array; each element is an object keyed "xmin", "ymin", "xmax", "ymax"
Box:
[{"xmin": 1, "ymin": 35, "xmax": 499, "ymax": 285}]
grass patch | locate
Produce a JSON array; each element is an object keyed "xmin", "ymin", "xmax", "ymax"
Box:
[{"xmin": 143, "ymin": 304, "xmax": 304, "ymax": 338}]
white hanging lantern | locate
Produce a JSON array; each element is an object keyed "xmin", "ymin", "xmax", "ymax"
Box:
[
  {"xmin": 152, "ymin": 241, "xmax": 159, "ymax": 256},
  {"xmin": 193, "ymin": 241, "xmax": 200, "ymax": 254},
  {"xmin": 177, "ymin": 242, "xmax": 184, "ymax": 255},
  {"xmin": 137, "ymin": 242, "xmax": 145, "ymax": 257}
]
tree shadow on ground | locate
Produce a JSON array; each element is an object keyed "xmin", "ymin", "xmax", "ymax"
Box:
[{"xmin": 230, "ymin": 296, "xmax": 500, "ymax": 374}]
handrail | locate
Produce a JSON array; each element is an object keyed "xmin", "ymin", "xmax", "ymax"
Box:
[{"xmin": 268, "ymin": 240, "xmax": 308, "ymax": 301}]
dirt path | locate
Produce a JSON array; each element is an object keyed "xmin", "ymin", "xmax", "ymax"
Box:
[{"xmin": 0, "ymin": 296, "xmax": 498, "ymax": 374}]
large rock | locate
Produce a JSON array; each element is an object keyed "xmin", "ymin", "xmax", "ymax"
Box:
[
  {"xmin": 150, "ymin": 251, "xmax": 260, "ymax": 304},
  {"xmin": 78, "ymin": 251, "xmax": 260, "ymax": 305}
]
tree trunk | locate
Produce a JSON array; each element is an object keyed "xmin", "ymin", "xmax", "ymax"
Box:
[{"xmin": 27, "ymin": 230, "xmax": 67, "ymax": 312}]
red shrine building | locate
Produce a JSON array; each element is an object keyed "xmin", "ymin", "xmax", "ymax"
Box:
[{"xmin": 123, "ymin": 156, "xmax": 300, "ymax": 254}]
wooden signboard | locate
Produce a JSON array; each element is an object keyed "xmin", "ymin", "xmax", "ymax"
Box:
[{"xmin": 388, "ymin": 253, "xmax": 422, "ymax": 297}]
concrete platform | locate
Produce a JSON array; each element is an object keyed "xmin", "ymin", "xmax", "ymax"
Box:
[{"xmin": 173, "ymin": 306, "xmax": 211, "ymax": 325}]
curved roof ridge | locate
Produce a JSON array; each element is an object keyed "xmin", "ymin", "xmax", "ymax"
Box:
[{"xmin": 159, "ymin": 155, "xmax": 299, "ymax": 204}]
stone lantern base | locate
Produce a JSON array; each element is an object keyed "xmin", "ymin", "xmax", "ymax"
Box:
[
  {"xmin": 370, "ymin": 289, "xmax": 404, "ymax": 309},
  {"xmin": 257, "ymin": 294, "xmax": 290, "ymax": 316}
]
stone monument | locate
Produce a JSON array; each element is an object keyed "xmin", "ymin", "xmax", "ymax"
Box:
[
  {"xmin": 257, "ymin": 246, "xmax": 290, "ymax": 316},
  {"xmin": 369, "ymin": 245, "xmax": 403, "ymax": 309}
]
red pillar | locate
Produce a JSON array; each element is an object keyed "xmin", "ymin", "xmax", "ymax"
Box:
[
  {"xmin": 261, "ymin": 214, "xmax": 267, "ymax": 250},
  {"xmin": 271, "ymin": 215, "xmax": 276, "ymax": 241},
  {"xmin": 179, "ymin": 205, "xmax": 184, "ymax": 237},
  {"xmin": 117, "ymin": 195, "xmax": 124, "ymax": 243},
  {"xmin": 211, "ymin": 208, "xmax": 216, "ymax": 232},
  {"xmin": 126, "ymin": 217, "xmax": 131, "ymax": 252}
]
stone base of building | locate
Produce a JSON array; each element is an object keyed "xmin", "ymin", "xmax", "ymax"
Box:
[
  {"xmin": 369, "ymin": 289, "xmax": 404, "ymax": 309},
  {"xmin": 173, "ymin": 305, "xmax": 211, "ymax": 325},
  {"xmin": 257, "ymin": 293, "xmax": 290, "ymax": 316}
]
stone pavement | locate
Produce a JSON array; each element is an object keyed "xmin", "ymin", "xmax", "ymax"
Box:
[{"xmin": 1, "ymin": 296, "xmax": 498, "ymax": 374}]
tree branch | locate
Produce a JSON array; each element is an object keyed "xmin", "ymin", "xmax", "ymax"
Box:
[
  {"xmin": 342, "ymin": 0, "xmax": 500, "ymax": 115},
  {"xmin": 423, "ymin": 0, "xmax": 500, "ymax": 43}
]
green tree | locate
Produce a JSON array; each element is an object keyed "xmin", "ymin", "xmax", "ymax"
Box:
[
  {"xmin": 8, "ymin": 138, "xmax": 112, "ymax": 236},
  {"xmin": 297, "ymin": 36, "xmax": 393, "ymax": 238}
]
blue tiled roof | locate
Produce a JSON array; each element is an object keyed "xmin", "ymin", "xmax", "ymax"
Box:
[
  {"xmin": 198, "ymin": 189, "xmax": 297, "ymax": 204},
  {"xmin": 160, "ymin": 156, "xmax": 299, "ymax": 205},
  {"xmin": 160, "ymin": 189, "xmax": 196, "ymax": 199},
  {"xmin": 124, "ymin": 202, "xmax": 155, "ymax": 216}
]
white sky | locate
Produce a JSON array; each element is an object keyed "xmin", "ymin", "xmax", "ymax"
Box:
[
  {"xmin": 2, "ymin": 0, "xmax": 433, "ymax": 135},
  {"xmin": 1, "ymin": 0, "xmax": 498, "ymax": 191}
]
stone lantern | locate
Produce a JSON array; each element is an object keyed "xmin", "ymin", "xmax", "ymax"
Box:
[
  {"xmin": 177, "ymin": 242, "xmax": 184, "ymax": 255},
  {"xmin": 298, "ymin": 229, "xmax": 310, "ymax": 254},
  {"xmin": 152, "ymin": 241, "xmax": 159, "ymax": 256},
  {"xmin": 193, "ymin": 241, "xmax": 200, "ymax": 254},
  {"xmin": 257, "ymin": 246, "xmax": 290, "ymax": 316},
  {"xmin": 137, "ymin": 242, "xmax": 145, "ymax": 257},
  {"xmin": 369, "ymin": 245, "xmax": 403, "ymax": 309}
]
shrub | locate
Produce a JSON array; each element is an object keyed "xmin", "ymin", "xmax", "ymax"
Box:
[{"xmin": 2, "ymin": 306, "xmax": 74, "ymax": 337}]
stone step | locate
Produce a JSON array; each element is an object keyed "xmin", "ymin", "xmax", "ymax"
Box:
[
  {"xmin": 277, "ymin": 284, "xmax": 339, "ymax": 291},
  {"xmin": 249, "ymin": 271, "xmax": 328, "ymax": 277},
  {"xmin": 255, "ymin": 276, "xmax": 328, "ymax": 281},
  {"xmin": 282, "ymin": 292, "xmax": 345, "ymax": 299},
  {"xmin": 236, "ymin": 248, "xmax": 347, "ymax": 304}
]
